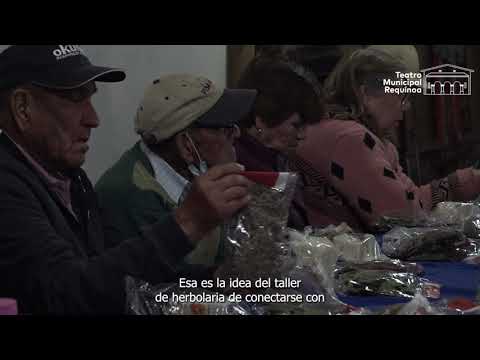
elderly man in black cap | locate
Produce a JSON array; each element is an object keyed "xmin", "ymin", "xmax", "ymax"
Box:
[{"xmin": 0, "ymin": 45, "xmax": 252, "ymax": 314}]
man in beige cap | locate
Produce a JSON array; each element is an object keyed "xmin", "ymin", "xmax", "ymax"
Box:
[{"xmin": 96, "ymin": 74, "xmax": 257, "ymax": 277}]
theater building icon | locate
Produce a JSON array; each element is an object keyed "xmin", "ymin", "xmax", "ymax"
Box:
[{"xmin": 421, "ymin": 64, "xmax": 474, "ymax": 96}]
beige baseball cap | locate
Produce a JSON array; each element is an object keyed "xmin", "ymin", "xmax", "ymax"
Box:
[{"xmin": 135, "ymin": 74, "xmax": 257, "ymax": 143}]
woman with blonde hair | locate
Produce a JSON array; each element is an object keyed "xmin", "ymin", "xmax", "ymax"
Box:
[{"xmin": 293, "ymin": 45, "xmax": 480, "ymax": 231}]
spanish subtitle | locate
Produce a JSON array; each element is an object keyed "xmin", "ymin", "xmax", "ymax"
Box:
[{"xmin": 154, "ymin": 277, "xmax": 325, "ymax": 304}]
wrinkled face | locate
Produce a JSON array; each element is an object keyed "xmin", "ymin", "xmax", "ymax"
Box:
[
  {"xmin": 364, "ymin": 92, "xmax": 411, "ymax": 133},
  {"xmin": 21, "ymin": 82, "xmax": 99, "ymax": 170},
  {"xmin": 189, "ymin": 125, "xmax": 241, "ymax": 166},
  {"xmin": 259, "ymin": 112, "xmax": 306, "ymax": 154}
]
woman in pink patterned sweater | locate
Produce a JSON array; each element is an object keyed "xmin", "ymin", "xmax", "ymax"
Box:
[{"xmin": 293, "ymin": 46, "xmax": 480, "ymax": 232}]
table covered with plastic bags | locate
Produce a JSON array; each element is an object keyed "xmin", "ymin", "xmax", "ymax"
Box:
[
  {"xmin": 338, "ymin": 259, "xmax": 480, "ymax": 308},
  {"xmin": 126, "ymin": 178, "xmax": 480, "ymax": 315},
  {"xmin": 338, "ymin": 212, "xmax": 480, "ymax": 309},
  {"xmin": 125, "ymin": 228, "xmax": 480, "ymax": 315}
]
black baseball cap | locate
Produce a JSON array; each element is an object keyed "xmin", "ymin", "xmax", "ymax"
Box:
[
  {"xmin": 194, "ymin": 88, "xmax": 257, "ymax": 128},
  {"xmin": 0, "ymin": 45, "xmax": 126, "ymax": 90}
]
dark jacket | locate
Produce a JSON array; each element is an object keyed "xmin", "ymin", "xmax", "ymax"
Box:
[
  {"xmin": 95, "ymin": 142, "xmax": 222, "ymax": 269},
  {"xmin": 235, "ymin": 133, "xmax": 288, "ymax": 173},
  {"xmin": 234, "ymin": 133, "xmax": 309, "ymax": 230},
  {"xmin": 0, "ymin": 134, "xmax": 194, "ymax": 314}
]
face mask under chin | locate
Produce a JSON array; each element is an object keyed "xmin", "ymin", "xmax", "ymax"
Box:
[
  {"xmin": 185, "ymin": 132, "xmax": 208, "ymax": 176},
  {"xmin": 188, "ymin": 161, "xmax": 208, "ymax": 177}
]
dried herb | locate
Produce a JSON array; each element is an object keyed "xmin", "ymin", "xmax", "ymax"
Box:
[
  {"xmin": 335, "ymin": 268, "xmax": 438, "ymax": 298},
  {"xmin": 382, "ymin": 227, "xmax": 471, "ymax": 261},
  {"xmin": 221, "ymin": 174, "xmax": 298, "ymax": 283}
]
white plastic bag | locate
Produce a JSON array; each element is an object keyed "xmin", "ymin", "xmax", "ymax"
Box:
[
  {"xmin": 397, "ymin": 292, "xmax": 441, "ymax": 315},
  {"xmin": 221, "ymin": 172, "xmax": 298, "ymax": 283}
]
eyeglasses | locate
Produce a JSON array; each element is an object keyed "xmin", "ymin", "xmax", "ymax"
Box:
[
  {"xmin": 291, "ymin": 119, "xmax": 306, "ymax": 131},
  {"xmin": 401, "ymin": 94, "xmax": 411, "ymax": 108},
  {"xmin": 192, "ymin": 124, "xmax": 239, "ymax": 138},
  {"xmin": 32, "ymin": 82, "xmax": 98, "ymax": 103}
]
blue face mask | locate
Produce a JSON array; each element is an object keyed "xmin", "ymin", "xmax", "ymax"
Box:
[{"xmin": 185, "ymin": 132, "xmax": 208, "ymax": 176}]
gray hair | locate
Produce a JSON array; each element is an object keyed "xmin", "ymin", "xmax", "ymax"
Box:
[{"xmin": 323, "ymin": 47, "xmax": 409, "ymax": 136}]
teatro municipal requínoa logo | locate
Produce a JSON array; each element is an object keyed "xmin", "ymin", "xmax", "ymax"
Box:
[{"xmin": 384, "ymin": 64, "xmax": 475, "ymax": 96}]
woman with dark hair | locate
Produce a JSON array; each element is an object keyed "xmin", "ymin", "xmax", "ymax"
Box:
[
  {"xmin": 293, "ymin": 45, "xmax": 480, "ymax": 231},
  {"xmin": 235, "ymin": 55, "xmax": 325, "ymax": 230}
]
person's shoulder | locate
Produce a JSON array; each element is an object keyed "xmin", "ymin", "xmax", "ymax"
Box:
[
  {"xmin": 303, "ymin": 119, "xmax": 372, "ymax": 154},
  {"xmin": 0, "ymin": 144, "xmax": 40, "ymax": 190},
  {"xmin": 0, "ymin": 138, "xmax": 23, "ymax": 170},
  {"xmin": 383, "ymin": 138, "xmax": 400, "ymax": 159},
  {"xmin": 383, "ymin": 138, "xmax": 398, "ymax": 151},
  {"xmin": 308, "ymin": 118, "xmax": 368, "ymax": 138},
  {"xmin": 95, "ymin": 143, "xmax": 143, "ymax": 195}
]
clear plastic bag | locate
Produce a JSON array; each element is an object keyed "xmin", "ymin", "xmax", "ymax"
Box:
[
  {"xmin": 227, "ymin": 226, "xmax": 358, "ymax": 314},
  {"xmin": 331, "ymin": 233, "xmax": 388, "ymax": 263},
  {"xmin": 337, "ymin": 259, "xmax": 424, "ymax": 275},
  {"xmin": 334, "ymin": 266, "xmax": 441, "ymax": 299},
  {"xmin": 307, "ymin": 223, "xmax": 353, "ymax": 238},
  {"xmin": 397, "ymin": 292, "xmax": 442, "ymax": 315},
  {"xmin": 457, "ymin": 306, "xmax": 480, "ymax": 315},
  {"xmin": 463, "ymin": 214, "xmax": 480, "ymax": 239},
  {"xmin": 256, "ymin": 300, "xmax": 371, "ymax": 315},
  {"xmin": 164, "ymin": 296, "xmax": 250, "ymax": 315},
  {"xmin": 125, "ymin": 276, "xmax": 250, "ymax": 315},
  {"xmin": 376, "ymin": 292, "xmax": 442, "ymax": 315},
  {"xmin": 220, "ymin": 172, "xmax": 298, "ymax": 284},
  {"xmin": 307, "ymin": 224, "xmax": 388, "ymax": 263},
  {"xmin": 306, "ymin": 224, "xmax": 434, "ymax": 300},
  {"xmin": 376, "ymin": 295, "xmax": 480, "ymax": 315},
  {"xmin": 373, "ymin": 202, "xmax": 480, "ymax": 234},
  {"xmin": 463, "ymin": 254, "xmax": 480, "ymax": 265},
  {"xmin": 429, "ymin": 202, "xmax": 480, "ymax": 227},
  {"xmin": 371, "ymin": 214, "xmax": 433, "ymax": 233},
  {"xmin": 382, "ymin": 226, "xmax": 471, "ymax": 261},
  {"xmin": 125, "ymin": 276, "xmax": 169, "ymax": 315},
  {"xmin": 249, "ymin": 227, "xmax": 372, "ymax": 315},
  {"xmin": 287, "ymin": 228, "xmax": 339, "ymax": 302}
]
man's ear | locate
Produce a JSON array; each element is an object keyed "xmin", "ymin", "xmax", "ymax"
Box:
[
  {"xmin": 176, "ymin": 132, "xmax": 195, "ymax": 164},
  {"xmin": 9, "ymin": 88, "xmax": 34, "ymax": 133}
]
